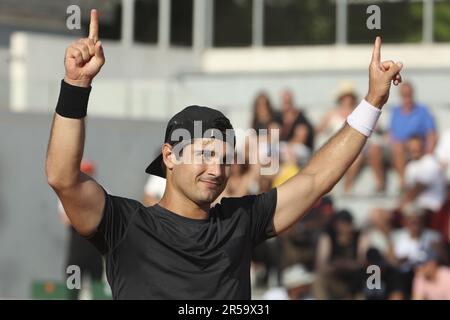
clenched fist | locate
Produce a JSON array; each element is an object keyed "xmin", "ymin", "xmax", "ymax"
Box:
[
  {"xmin": 64, "ymin": 9, "xmax": 105, "ymax": 88},
  {"xmin": 365, "ymin": 36, "xmax": 403, "ymax": 109}
]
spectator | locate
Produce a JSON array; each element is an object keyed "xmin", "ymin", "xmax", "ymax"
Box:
[
  {"xmin": 362, "ymin": 248, "xmax": 404, "ymax": 300},
  {"xmin": 399, "ymin": 135, "xmax": 446, "ymax": 218},
  {"xmin": 430, "ymin": 185, "xmax": 450, "ymax": 262},
  {"xmin": 251, "ymin": 92, "xmax": 277, "ymax": 132},
  {"xmin": 252, "ymin": 237, "xmax": 283, "ymax": 289},
  {"xmin": 214, "ymin": 153, "xmax": 260, "ymax": 204},
  {"xmin": 358, "ymin": 208, "xmax": 396, "ymax": 266},
  {"xmin": 272, "ymin": 143, "xmax": 300, "ymax": 188},
  {"xmin": 357, "ymin": 208, "xmax": 407, "ymax": 299},
  {"xmin": 316, "ymin": 83, "xmax": 385, "ymax": 194},
  {"xmin": 391, "ymin": 204, "xmax": 442, "ymax": 298},
  {"xmin": 278, "ymin": 89, "xmax": 314, "ymax": 152},
  {"xmin": 315, "ymin": 210, "xmax": 365, "ymax": 299},
  {"xmin": 412, "ymin": 250, "xmax": 450, "ymax": 300},
  {"xmin": 280, "ymin": 196, "xmax": 334, "ymax": 271},
  {"xmin": 389, "ymin": 82, "xmax": 437, "ymax": 190},
  {"xmin": 393, "ymin": 204, "xmax": 442, "ymax": 268}
]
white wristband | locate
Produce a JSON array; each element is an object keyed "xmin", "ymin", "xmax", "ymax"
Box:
[{"xmin": 346, "ymin": 99, "xmax": 381, "ymax": 137}]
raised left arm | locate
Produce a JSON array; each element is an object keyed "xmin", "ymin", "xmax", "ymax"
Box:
[{"xmin": 273, "ymin": 36, "xmax": 403, "ymax": 234}]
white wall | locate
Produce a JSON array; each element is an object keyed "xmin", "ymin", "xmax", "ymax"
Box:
[
  {"xmin": 9, "ymin": 32, "xmax": 199, "ymax": 114},
  {"xmin": 201, "ymin": 43, "xmax": 450, "ymax": 72}
]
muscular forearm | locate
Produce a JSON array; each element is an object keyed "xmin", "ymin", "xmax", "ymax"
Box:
[
  {"xmin": 46, "ymin": 81, "xmax": 91, "ymax": 188},
  {"xmin": 273, "ymin": 37, "xmax": 403, "ymax": 234},
  {"xmin": 302, "ymin": 123, "xmax": 367, "ymax": 194},
  {"xmin": 46, "ymin": 113, "xmax": 85, "ymax": 188}
]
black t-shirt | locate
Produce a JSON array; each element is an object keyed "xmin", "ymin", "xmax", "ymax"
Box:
[{"xmin": 87, "ymin": 188, "xmax": 278, "ymax": 300}]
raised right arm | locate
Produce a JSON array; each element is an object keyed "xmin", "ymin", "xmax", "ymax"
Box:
[{"xmin": 46, "ymin": 9, "xmax": 106, "ymax": 236}]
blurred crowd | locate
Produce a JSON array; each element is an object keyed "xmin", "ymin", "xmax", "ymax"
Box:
[{"xmin": 140, "ymin": 81, "xmax": 450, "ymax": 300}]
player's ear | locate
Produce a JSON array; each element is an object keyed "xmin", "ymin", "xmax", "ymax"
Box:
[{"xmin": 162, "ymin": 143, "xmax": 175, "ymax": 171}]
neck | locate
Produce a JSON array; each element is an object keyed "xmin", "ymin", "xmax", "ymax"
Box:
[
  {"xmin": 402, "ymin": 103, "xmax": 414, "ymax": 112},
  {"xmin": 159, "ymin": 187, "xmax": 210, "ymax": 220}
]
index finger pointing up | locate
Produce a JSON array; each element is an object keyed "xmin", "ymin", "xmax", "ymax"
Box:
[
  {"xmin": 371, "ymin": 36, "xmax": 381, "ymax": 64},
  {"xmin": 89, "ymin": 9, "xmax": 99, "ymax": 42}
]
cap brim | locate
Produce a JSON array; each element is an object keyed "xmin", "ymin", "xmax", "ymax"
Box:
[{"xmin": 145, "ymin": 153, "xmax": 165, "ymax": 178}]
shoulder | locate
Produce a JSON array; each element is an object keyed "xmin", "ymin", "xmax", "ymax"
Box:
[
  {"xmin": 415, "ymin": 104, "xmax": 433, "ymax": 115},
  {"xmin": 214, "ymin": 189, "xmax": 277, "ymax": 215},
  {"xmin": 214, "ymin": 194, "xmax": 257, "ymax": 214},
  {"xmin": 104, "ymin": 192, "xmax": 145, "ymax": 217}
]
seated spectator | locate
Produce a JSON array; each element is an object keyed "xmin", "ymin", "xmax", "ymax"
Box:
[
  {"xmin": 316, "ymin": 83, "xmax": 385, "ymax": 194},
  {"xmin": 272, "ymin": 143, "xmax": 300, "ymax": 188},
  {"xmin": 251, "ymin": 91, "xmax": 277, "ymax": 132},
  {"xmin": 391, "ymin": 204, "xmax": 443, "ymax": 298},
  {"xmin": 315, "ymin": 210, "xmax": 365, "ymax": 299},
  {"xmin": 388, "ymin": 82, "xmax": 437, "ymax": 190},
  {"xmin": 393, "ymin": 204, "xmax": 443, "ymax": 268},
  {"xmin": 280, "ymin": 196, "xmax": 334, "ymax": 271},
  {"xmin": 362, "ymin": 248, "xmax": 404, "ymax": 300},
  {"xmin": 430, "ymin": 184, "xmax": 450, "ymax": 262},
  {"xmin": 252, "ymin": 237, "xmax": 282, "ymax": 289},
  {"xmin": 278, "ymin": 89, "xmax": 314, "ymax": 152},
  {"xmin": 399, "ymin": 135, "xmax": 446, "ymax": 220},
  {"xmin": 358, "ymin": 208, "xmax": 396, "ymax": 266},
  {"xmin": 412, "ymin": 250, "xmax": 450, "ymax": 300},
  {"xmin": 214, "ymin": 154, "xmax": 260, "ymax": 204}
]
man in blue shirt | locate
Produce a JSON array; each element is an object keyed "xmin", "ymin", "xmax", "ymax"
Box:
[{"xmin": 389, "ymin": 82, "xmax": 437, "ymax": 190}]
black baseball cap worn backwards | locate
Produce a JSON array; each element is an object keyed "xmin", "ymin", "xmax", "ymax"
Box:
[{"xmin": 145, "ymin": 105, "xmax": 235, "ymax": 178}]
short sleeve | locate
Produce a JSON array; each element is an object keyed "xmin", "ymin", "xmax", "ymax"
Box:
[
  {"xmin": 221, "ymin": 188, "xmax": 278, "ymax": 246},
  {"xmin": 86, "ymin": 189, "xmax": 142, "ymax": 254}
]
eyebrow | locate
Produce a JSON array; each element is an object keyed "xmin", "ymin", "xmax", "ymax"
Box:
[{"xmin": 201, "ymin": 139, "xmax": 215, "ymax": 148}]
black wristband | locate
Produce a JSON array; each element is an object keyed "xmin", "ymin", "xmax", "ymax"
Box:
[{"xmin": 55, "ymin": 80, "xmax": 92, "ymax": 118}]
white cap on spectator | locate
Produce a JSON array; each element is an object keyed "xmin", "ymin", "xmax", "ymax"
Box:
[{"xmin": 282, "ymin": 264, "xmax": 315, "ymax": 289}]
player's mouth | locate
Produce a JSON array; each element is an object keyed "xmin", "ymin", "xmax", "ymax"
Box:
[{"xmin": 200, "ymin": 179, "xmax": 221, "ymax": 189}]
